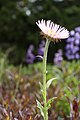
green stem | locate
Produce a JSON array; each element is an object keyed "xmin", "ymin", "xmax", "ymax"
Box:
[{"xmin": 43, "ymin": 39, "xmax": 50, "ymax": 120}]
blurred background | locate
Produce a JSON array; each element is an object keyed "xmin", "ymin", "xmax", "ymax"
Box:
[
  {"xmin": 0, "ymin": 0, "xmax": 80, "ymax": 119},
  {"xmin": 0, "ymin": 0, "xmax": 80, "ymax": 64}
]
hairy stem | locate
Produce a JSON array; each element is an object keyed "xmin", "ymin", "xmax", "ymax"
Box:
[{"xmin": 43, "ymin": 39, "xmax": 50, "ymax": 120}]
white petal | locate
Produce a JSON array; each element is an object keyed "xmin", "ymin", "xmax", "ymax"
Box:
[{"xmin": 36, "ymin": 19, "xmax": 69, "ymax": 39}]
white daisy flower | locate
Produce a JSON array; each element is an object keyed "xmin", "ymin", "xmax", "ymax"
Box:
[{"xmin": 36, "ymin": 19, "xmax": 69, "ymax": 42}]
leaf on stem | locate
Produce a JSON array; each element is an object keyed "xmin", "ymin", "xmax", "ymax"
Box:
[
  {"xmin": 46, "ymin": 77, "xmax": 57, "ymax": 89},
  {"xmin": 36, "ymin": 55, "xmax": 43, "ymax": 60},
  {"xmin": 39, "ymin": 82, "xmax": 44, "ymax": 98},
  {"xmin": 47, "ymin": 97, "xmax": 57, "ymax": 109},
  {"xmin": 36, "ymin": 100, "xmax": 44, "ymax": 118}
]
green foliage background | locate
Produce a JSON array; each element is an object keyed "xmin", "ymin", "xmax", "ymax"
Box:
[
  {"xmin": 0, "ymin": 51, "xmax": 80, "ymax": 118},
  {"xmin": 0, "ymin": 0, "xmax": 80, "ymax": 63}
]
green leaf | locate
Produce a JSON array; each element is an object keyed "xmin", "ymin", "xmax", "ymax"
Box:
[
  {"xmin": 47, "ymin": 77, "xmax": 57, "ymax": 89},
  {"xmin": 39, "ymin": 82, "xmax": 43, "ymax": 90},
  {"xmin": 47, "ymin": 97, "xmax": 57, "ymax": 109},
  {"xmin": 39, "ymin": 82, "xmax": 45, "ymax": 99},
  {"xmin": 36, "ymin": 55, "xmax": 43, "ymax": 60},
  {"xmin": 36, "ymin": 100, "xmax": 44, "ymax": 118}
]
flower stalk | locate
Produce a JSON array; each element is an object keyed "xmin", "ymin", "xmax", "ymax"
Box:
[
  {"xmin": 43, "ymin": 39, "xmax": 50, "ymax": 120},
  {"xmin": 36, "ymin": 19, "xmax": 69, "ymax": 120}
]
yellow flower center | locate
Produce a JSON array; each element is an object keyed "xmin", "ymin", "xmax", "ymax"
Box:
[
  {"xmin": 48, "ymin": 29, "xmax": 57, "ymax": 38},
  {"xmin": 48, "ymin": 29, "xmax": 52, "ymax": 35}
]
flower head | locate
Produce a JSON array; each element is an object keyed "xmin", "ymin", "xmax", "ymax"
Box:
[{"xmin": 36, "ymin": 19, "xmax": 69, "ymax": 42}]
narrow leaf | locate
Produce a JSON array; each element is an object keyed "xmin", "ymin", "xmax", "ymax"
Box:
[
  {"xmin": 47, "ymin": 97, "xmax": 57, "ymax": 109},
  {"xmin": 36, "ymin": 100, "xmax": 44, "ymax": 118},
  {"xmin": 36, "ymin": 55, "xmax": 43, "ymax": 60},
  {"xmin": 47, "ymin": 77, "xmax": 57, "ymax": 89},
  {"xmin": 39, "ymin": 82, "xmax": 45, "ymax": 99}
]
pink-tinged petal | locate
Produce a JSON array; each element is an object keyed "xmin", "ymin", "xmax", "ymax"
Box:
[{"xmin": 36, "ymin": 19, "xmax": 69, "ymax": 42}]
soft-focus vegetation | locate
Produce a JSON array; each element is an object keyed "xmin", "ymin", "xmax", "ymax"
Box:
[
  {"xmin": 0, "ymin": 52, "xmax": 80, "ymax": 119},
  {"xmin": 0, "ymin": 0, "xmax": 80, "ymax": 119}
]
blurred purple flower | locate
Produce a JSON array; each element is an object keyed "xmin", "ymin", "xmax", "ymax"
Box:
[
  {"xmin": 75, "ymin": 27, "xmax": 80, "ymax": 32},
  {"xmin": 54, "ymin": 49, "xmax": 63, "ymax": 65},
  {"xmin": 26, "ymin": 45, "xmax": 35, "ymax": 64},
  {"xmin": 65, "ymin": 26, "xmax": 80, "ymax": 60},
  {"xmin": 75, "ymin": 32, "xmax": 80, "ymax": 39},
  {"xmin": 75, "ymin": 53, "xmax": 80, "ymax": 59},
  {"xmin": 37, "ymin": 40, "xmax": 45, "ymax": 60},
  {"xmin": 72, "ymin": 46, "xmax": 79, "ymax": 54},
  {"xmin": 75, "ymin": 39, "xmax": 79, "ymax": 45},
  {"xmin": 70, "ymin": 30, "xmax": 75, "ymax": 36}
]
